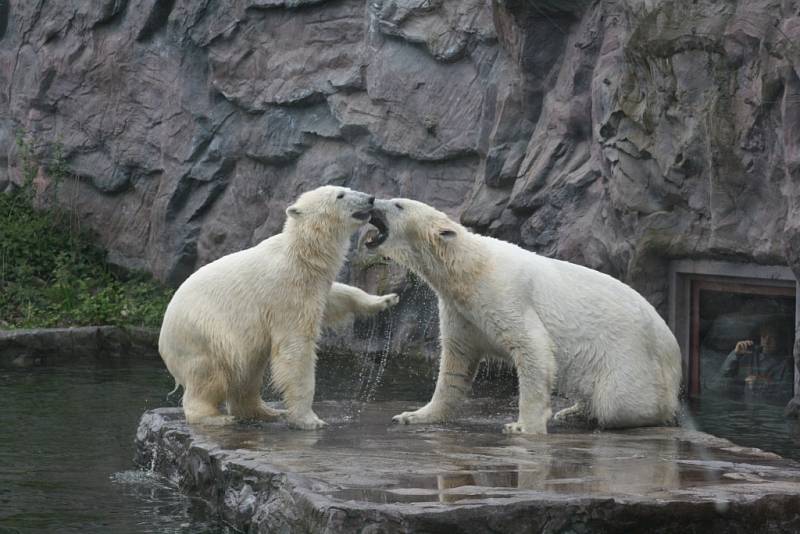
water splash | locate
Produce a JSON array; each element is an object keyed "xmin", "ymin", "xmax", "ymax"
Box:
[
  {"xmin": 360, "ymin": 308, "xmax": 396, "ymax": 404},
  {"xmin": 354, "ymin": 316, "xmax": 380, "ymax": 403},
  {"xmin": 110, "ymin": 469, "xmax": 161, "ymax": 485},
  {"xmin": 350, "ymin": 271, "xmax": 431, "ymax": 413}
]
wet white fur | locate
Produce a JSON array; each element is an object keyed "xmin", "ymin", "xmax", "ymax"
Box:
[
  {"xmin": 158, "ymin": 186, "xmax": 398, "ymax": 429},
  {"xmin": 374, "ymin": 198, "xmax": 681, "ymax": 434}
]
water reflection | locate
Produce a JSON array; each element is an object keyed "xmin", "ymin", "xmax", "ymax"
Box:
[
  {"xmin": 164, "ymin": 399, "xmax": 796, "ymax": 508},
  {"xmin": 687, "ymin": 391, "xmax": 800, "ymax": 460},
  {"xmin": 322, "ymin": 427, "xmax": 758, "ymax": 505}
]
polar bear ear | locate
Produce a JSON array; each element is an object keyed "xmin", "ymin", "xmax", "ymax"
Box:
[{"xmin": 286, "ymin": 205, "xmax": 302, "ymax": 218}]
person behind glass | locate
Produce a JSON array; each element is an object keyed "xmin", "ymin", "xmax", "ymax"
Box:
[{"xmin": 717, "ymin": 321, "xmax": 793, "ymax": 396}]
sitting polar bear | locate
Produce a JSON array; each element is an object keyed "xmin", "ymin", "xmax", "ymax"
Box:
[
  {"xmin": 365, "ymin": 198, "xmax": 681, "ymax": 434},
  {"xmin": 159, "ymin": 186, "xmax": 399, "ymax": 429}
]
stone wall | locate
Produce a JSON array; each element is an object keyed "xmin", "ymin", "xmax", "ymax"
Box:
[
  {"xmin": 0, "ymin": 326, "xmax": 159, "ymax": 366},
  {"xmin": 1, "ymin": 0, "xmax": 799, "ymax": 357}
]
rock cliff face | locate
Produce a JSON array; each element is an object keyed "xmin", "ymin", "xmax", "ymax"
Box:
[{"xmin": 1, "ymin": 0, "xmax": 799, "ymax": 356}]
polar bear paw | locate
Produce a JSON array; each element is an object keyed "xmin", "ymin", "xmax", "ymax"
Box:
[
  {"xmin": 552, "ymin": 402, "xmax": 584, "ymax": 423},
  {"xmin": 503, "ymin": 421, "xmax": 547, "ymax": 435},
  {"xmin": 377, "ymin": 293, "xmax": 400, "ymax": 311},
  {"xmin": 392, "ymin": 408, "xmax": 441, "ymax": 425},
  {"xmin": 287, "ymin": 412, "xmax": 328, "ymax": 430},
  {"xmin": 191, "ymin": 415, "xmax": 237, "ymax": 426},
  {"xmin": 239, "ymin": 404, "xmax": 287, "ymax": 422}
]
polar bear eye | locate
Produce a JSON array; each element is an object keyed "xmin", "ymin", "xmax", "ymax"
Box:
[
  {"xmin": 336, "ymin": 192, "xmax": 345, "ymax": 199},
  {"xmin": 395, "ymin": 203, "xmax": 404, "ymax": 210}
]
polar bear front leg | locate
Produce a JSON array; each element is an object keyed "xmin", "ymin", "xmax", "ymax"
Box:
[
  {"xmin": 392, "ymin": 346, "xmax": 480, "ymax": 425},
  {"xmin": 271, "ymin": 337, "xmax": 327, "ymax": 430},
  {"xmin": 501, "ymin": 315, "xmax": 555, "ymax": 435},
  {"xmin": 393, "ymin": 306, "xmax": 481, "ymax": 425},
  {"xmin": 322, "ymin": 282, "xmax": 399, "ymax": 328}
]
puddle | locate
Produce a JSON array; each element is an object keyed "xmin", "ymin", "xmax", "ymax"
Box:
[{"xmin": 329, "ymin": 487, "xmax": 520, "ymax": 504}]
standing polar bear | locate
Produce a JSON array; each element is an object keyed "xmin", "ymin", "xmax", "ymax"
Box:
[
  {"xmin": 159, "ymin": 186, "xmax": 399, "ymax": 429},
  {"xmin": 365, "ymin": 198, "xmax": 681, "ymax": 434}
]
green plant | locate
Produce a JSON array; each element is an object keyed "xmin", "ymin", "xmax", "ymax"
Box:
[{"xmin": 1, "ymin": 138, "xmax": 173, "ymax": 330}]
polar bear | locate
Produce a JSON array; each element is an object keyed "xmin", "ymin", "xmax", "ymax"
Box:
[
  {"xmin": 159, "ymin": 186, "xmax": 399, "ymax": 429},
  {"xmin": 365, "ymin": 198, "xmax": 681, "ymax": 434}
]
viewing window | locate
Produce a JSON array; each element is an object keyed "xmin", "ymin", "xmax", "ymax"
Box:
[
  {"xmin": 689, "ymin": 281, "xmax": 795, "ymax": 399},
  {"xmin": 669, "ymin": 260, "xmax": 798, "ymax": 402}
]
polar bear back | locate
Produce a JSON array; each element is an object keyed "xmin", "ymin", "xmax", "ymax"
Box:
[
  {"xmin": 159, "ymin": 234, "xmax": 327, "ymax": 370},
  {"xmin": 165, "ymin": 236, "xmax": 285, "ymax": 325},
  {"xmin": 477, "ymin": 234, "xmax": 681, "ymax": 410}
]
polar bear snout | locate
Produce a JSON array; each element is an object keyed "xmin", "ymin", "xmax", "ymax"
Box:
[{"xmin": 345, "ymin": 192, "xmax": 375, "ymax": 222}]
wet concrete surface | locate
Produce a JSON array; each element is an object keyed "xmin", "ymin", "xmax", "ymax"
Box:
[{"xmin": 136, "ymin": 399, "xmax": 800, "ymax": 533}]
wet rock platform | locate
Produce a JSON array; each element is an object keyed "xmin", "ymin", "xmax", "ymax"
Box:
[{"xmin": 135, "ymin": 400, "xmax": 800, "ymax": 533}]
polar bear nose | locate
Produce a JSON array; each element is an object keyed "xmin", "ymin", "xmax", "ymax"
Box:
[{"xmin": 368, "ymin": 196, "xmax": 375, "ymax": 205}]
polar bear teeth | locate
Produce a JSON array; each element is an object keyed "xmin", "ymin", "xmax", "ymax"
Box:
[
  {"xmin": 364, "ymin": 229, "xmax": 387, "ymax": 249},
  {"xmin": 364, "ymin": 213, "xmax": 388, "ymax": 248},
  {"xmin": 364, "ymin": 229, "xmax": 379, "ymax": 245}
]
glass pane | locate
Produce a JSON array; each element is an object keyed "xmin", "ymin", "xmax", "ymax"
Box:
[{"xmin": 697, "ymin": 289, "xmax": 795, "ymax": 402}]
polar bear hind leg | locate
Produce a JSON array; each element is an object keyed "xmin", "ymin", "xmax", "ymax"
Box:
[
  {"xmin": 227, "ymin": 355, "xmax": 286, "ymax": 422},
  {"xmin": 161, "ymin": 331, "xmax": 235, "ymax": 425},
  {"xmin": 588, "ymin": 360, "xmax": 667, "ymax": 428},
  {"xmin": 182, "ymin": 361, "xmax": 234, "ymax": 425},
  {"xmin": 552, "ymin": 401, "xmax": 586, "ymax": 422},
  {"xmin": 584, "ymin": 328, "xmax": 680, "ymax": 429}
]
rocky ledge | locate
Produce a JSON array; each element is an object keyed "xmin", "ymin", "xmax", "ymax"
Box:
[
  {"xmin": 0, "ymin": 326, "xmax": 160, "ymax": 367},
  {"xmin": 136, "ymin": 400, "xmax": 800, "ymax": 533}
]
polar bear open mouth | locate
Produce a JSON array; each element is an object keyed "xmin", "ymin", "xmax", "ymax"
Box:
[
  {"xmin": 365, "ymin": 211, "xmax": 388, "ymax": 249},
  {"xmin": 351, "ymin": 210, "xmax": 372, "ymax": 221}
]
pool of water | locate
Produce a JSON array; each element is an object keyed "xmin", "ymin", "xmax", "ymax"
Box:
[
  {"xmin": 2, "ymin": 355, "xmax": 800, "ymax": 533},
  {"xmin": 0, "ymin": 362, "xmax": 232, "ymax": 534},
  {"xmin": 686, "ymin": 392, "xmax": 800, "ymax": 460},
  {"xmin": 0, "ymin": 351, "xmax": 452, "ymax": 534}
]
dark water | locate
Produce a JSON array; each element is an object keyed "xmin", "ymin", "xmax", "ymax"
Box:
[
  {"xmin": 2, "ymin": 357, "xmax": 800, "ymax": 533},
  {"xmin": 0, "ymin": 362, "xmax": 233, "ymax": 534},
  {"xmin": 0, "ymin": 352, "xmax": 448, "ymax": 534},
  {"xmin": 686, "ymin": 392, "xmax": 800, "ymax": 460}
]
